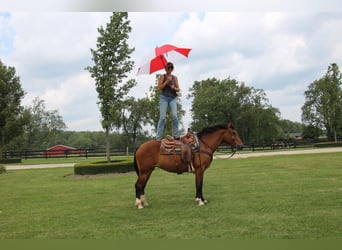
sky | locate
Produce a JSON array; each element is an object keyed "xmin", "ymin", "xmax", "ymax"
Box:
[{"xmin": 1, "ymin": 1, "xmax": 342, "ymax": 132}]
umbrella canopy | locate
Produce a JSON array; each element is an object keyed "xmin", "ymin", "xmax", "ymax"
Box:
[{"xmin": 137, "ymin": 44, "xmax": 191, "ymax": 75}]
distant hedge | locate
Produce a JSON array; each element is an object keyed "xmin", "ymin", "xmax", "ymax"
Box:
[
  {"xmin": 74, "ymin": 158, "xmax": 135, "ymax": 175},
  {"xmin": 0, "ymin": 158, "xmax": 21, "ymax": 164},
  {"xmin": 314, "ymin": 142, "xmax": 342, "ymax": 148}
]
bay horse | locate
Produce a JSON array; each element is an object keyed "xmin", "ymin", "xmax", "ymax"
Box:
[{"xmin": 134, "ymin": 122, "xmax": 243, "ymax": 209}]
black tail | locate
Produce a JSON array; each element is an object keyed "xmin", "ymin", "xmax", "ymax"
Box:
[{"xmin": 133, "ymin": 145, "xmax": 140, "ymax": 176}]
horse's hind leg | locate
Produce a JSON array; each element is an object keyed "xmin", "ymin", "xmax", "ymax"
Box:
[{"xmin": 134, "ymin": 168, "xmax": 153, "ymax": 209}]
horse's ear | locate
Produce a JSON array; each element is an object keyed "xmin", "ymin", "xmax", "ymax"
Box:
[{"xmin": 227, "ymin": 122, "xmax": 234, "ymax": 130}]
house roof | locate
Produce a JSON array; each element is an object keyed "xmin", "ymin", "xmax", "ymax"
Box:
[{"xmin": 46, "ymin": 144, "xmax": 76, "ymax": 151}]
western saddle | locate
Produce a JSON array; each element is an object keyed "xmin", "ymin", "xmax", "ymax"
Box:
[{"xmin": 159, "ymin": 129, "xmax": 200, "ymax": 173}]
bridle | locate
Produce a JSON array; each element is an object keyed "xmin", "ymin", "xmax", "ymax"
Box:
[{"xmin": 199, "ymin": 128, "xmax": 239, "ymax": 160}]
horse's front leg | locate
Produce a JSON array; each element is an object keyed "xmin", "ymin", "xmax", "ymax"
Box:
[{"xmin": 194, "ymin": 169, "xmax": 207, "ymax": 206}]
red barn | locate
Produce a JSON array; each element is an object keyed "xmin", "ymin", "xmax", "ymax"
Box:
[{"xmin": 45, "ymin": 145, "xmax": 85, "ymax": 156}]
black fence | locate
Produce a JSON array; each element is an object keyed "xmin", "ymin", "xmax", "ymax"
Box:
[
  {"xmin": 215, "ymin": 139, "xmax": 321, "ymax": 154},
  {"xmin": 2, "ymin": 139, "xmax": 323, "ymax": 160},
  {"xmin": 2, "ymin": 147, "xmax": 136, "ymax": 160}
]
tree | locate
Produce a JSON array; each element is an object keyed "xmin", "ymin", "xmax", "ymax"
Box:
[
  {"xmin": 121, "ymin": 97, "xmax": 152, "ymax": 146},
  {"xmin": 302, "ymin": 124, "xmax": 323, "ymax": 140},
  {"xmin": 86, "ymin": 12, "xmax": 136, "ymax": 162},
  {"xmin": 6, "ymin": 97, "xmax": 66, "ymax": 151},
  {"xmin": 278, "ymin": 119, "xmax": 303, "ymax": 139},
  {"xmin": 0, "ymin": 60, "xmax": 27, "ymax": 158},
  {"xmin": 302, "ymin": 63, "xmax": 342, "ymax": 141},
  {"xmin": 188, "ymin": 77, "xmax": 281, "ymax": 144},
  {"xmin": 25, "ymin": 97, "xmax": 66, "ymax": 150}
]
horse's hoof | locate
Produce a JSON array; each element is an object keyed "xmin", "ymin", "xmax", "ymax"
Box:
[
  {"xmin": 135, "ymin": 198, "xmax": 144, "ymax": 209},
  {"xmin": 195, "ymin": 198, "xmax": 205, "ymax": 206}
]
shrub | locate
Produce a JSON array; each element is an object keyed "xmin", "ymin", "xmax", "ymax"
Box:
[
  {"xmin": 74, "ymin": 158, "xmax": 135, "ymax": 175},
  {"xmin": 0, "ymin": 158, "xmax": 21, "ymax": 164},
  {"xmin": 0, "ymin": 165, "xmax": 5, "ymax": 174},
  {"xmin": 314, "ymin": 142, "xmax": 342, "ymax": 148}
]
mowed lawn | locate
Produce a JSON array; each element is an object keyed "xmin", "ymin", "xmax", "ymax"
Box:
[{"xmin": 0, "ymin": 153, "xmax": 341, "ymax": 239}]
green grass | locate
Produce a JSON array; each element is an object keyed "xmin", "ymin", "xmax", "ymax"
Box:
[{"xmin": 0, "ymin": 153, "xmax": 341, "ymax": 239}]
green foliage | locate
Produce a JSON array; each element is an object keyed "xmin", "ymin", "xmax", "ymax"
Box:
[
  {"xmin": 0, "ymin": 164, "xmax": 5, "ymax": 174},
  {"xmin": 314, "ymin": 141, "xmax": 342, "ymax": 148},
  {"xmin": 86, "ymin": 12, "xmax": 135, "ymax": 132},
  {"xmin": 278, "ymin": 119, "xmax": 303, "ymax": 135},
  {"xmin": 74, "ymin": 157, "xmax": 134, "ymax": 175},
  {"xmin": 188, "ymin": 77, "xmax": 281, "ymax": 143},
  {"xmin": 121, "ymin": 97, "xmax": 154, "ymax": 146},
  {"xmin": 0, "ymin": 158, "xmax": 21, "ymax": 164},
  {"xmin": 302, "ymin": 63, "xmax": 342, "ymax": 141},
  {"xmin": 302, "ymin": 124, "xmax": 323, "ymax": 140},
  {"xmin": 6, "ymin": 129, "xmax": 151, "ymax": 152},
  {"xmin": 58, "ymin": 131, "xmax": 108, "ymax": 149},
  {"xmin": 0, "ymin": 59, "xmax": 27, "ymax": 158},
  {"xmin": 6, "ymin": 97, "xmax": 66, "ymax": 151},
  {"xmin": 85, "ymin": 12, "xmax": 136, "ymax": 162}
]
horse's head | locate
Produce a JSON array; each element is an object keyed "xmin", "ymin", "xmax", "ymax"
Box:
[{"xmin": 223, "ymin": 122, "xmax": 244, "ymax": 150}]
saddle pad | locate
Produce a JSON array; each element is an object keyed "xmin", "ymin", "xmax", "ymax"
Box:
[{"xmin": 160, "ymin": 139, "xmax": 182, "ymax": 155}]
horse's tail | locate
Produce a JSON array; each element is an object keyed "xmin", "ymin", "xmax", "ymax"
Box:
[{"xmin": 133, "ymin": 145, "xmax": 140, "ymax": 176}]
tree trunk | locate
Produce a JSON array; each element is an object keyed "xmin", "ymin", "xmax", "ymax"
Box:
[{"xmin": 105, "ymin": 127, "xmax": 111, "ymax": 163}]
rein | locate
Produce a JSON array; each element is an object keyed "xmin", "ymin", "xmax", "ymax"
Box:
[
  {"xmin": 214, "ymin": 145, "xmax": 237, "ymax": 159},
  {"xmin": 198, "ymin": 138, "xmax": 214, "ymax": 161}
]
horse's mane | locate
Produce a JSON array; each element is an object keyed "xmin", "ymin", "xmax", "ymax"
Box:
[{"xmin": 197, "ymin": 124, "xmax": 228, "ymax": 139}]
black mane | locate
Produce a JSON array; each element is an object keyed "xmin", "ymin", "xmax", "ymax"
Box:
[{"xmin": 197, "ymin": 124, "xmax": 228, "ymax": 139}]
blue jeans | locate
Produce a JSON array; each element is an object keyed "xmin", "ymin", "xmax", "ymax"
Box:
[{"xmin": 156, "ymin": 95, "xmax": 179, "ymax": 140}]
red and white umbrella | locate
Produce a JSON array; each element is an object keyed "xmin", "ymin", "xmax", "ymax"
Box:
[{"xmin": 137, "ymin": 44, "xmax": 191, "ymax": 75}]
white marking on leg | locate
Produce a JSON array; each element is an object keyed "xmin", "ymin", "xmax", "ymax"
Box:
[
  {"xmin": 195, "ymin": 198, "xmax": 205, "ymax": 206},
  {"xmin": 140, "ymin": 195, "xmax": 149, "ymax": 207},
  {"xmin": 135, "ymin": 198, "xmax": 144, "ymax": 209}
]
